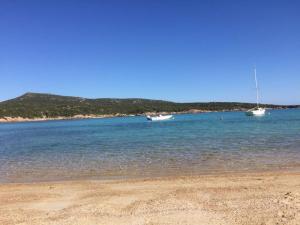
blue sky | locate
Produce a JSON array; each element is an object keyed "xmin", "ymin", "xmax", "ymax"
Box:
[{"xmin": 0, "ymin": 0, "xmax": 299, "ymax": 104}]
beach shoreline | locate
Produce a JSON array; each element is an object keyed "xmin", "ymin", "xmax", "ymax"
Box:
[
  {"xmin": 0, "ymin": 110, "xmax": 212, "ymax": 123},
  {"xmin": 1, "ymin": 171, "xmax": 299, "ymax": 225}
]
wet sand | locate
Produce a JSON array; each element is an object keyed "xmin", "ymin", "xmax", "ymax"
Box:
[{"xmin": 1, "ymin": 171, "xmax": 300, "ymax": 225}]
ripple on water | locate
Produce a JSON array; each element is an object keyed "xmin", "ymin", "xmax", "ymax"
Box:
[{"xmin": 0, "ymin": 109, "xmax": 300, "ymax": 182}]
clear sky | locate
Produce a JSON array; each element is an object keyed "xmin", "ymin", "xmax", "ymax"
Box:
[{"xmin": 0, "ymin": 0, "xmax": 299, "ymax": 104}]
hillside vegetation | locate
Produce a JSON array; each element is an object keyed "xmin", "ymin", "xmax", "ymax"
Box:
[{"xmin": 0, "ymin": 93, "xmax": 297, "ymax": 119}]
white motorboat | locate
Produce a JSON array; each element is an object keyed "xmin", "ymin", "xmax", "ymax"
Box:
[
  {"xmin": 146, "ymin": 114, "xmax": 173, "ymax": 121},
  {"xmin": 246, "ymin": 67, "xmax": 266, "ymax": 116}
]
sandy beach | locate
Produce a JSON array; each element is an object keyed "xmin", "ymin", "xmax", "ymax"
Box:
[{"xmin": 1, "ymin": 171, "xmax": 299, "ymax": 225}]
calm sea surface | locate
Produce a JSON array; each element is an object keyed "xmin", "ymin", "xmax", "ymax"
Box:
[{"xmin": 1, "ymin": 109, "xmax": 300, "ymax": 183}]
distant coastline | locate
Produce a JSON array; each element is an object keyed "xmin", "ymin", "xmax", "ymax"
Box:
[
  {"xmin": 0, "ymin": 109, "xmax": 210, "ymax": 123},
  {"xmin": 1, "ymin": 92, "xmax": 299, "ymax": 123},
  {"xmin": 1, "ymin": 108, "xmax": 298, "ymax": 123}
]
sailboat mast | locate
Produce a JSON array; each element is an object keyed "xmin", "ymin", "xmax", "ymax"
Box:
[{"xmin": 254, "ymin": 67, "xmax": 259, "ymax": 107}]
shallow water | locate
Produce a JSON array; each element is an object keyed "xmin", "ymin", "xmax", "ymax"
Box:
[{"xmin": 1, "ymin": 109, "xmax": 300, "ymax": 183}]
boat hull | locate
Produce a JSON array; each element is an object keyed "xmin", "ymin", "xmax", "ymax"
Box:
[
  {"xmin": 147, "ymin": 115, "xmax": 173, "ymax": 121},
  {"xmin": 245, "ymin": 108, "xmax": 266, "ymax": 116}
]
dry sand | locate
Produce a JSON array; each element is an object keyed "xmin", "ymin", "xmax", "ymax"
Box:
[{"xmin": 1, "ymin": 172, "xmax": 300, "ymax": 225}]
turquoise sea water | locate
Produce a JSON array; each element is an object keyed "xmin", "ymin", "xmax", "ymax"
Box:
[{"xmin": 1, "ymin": 109, "xmax": 300, "ymax": 183}]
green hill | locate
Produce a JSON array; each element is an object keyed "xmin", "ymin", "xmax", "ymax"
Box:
[{"xmin": 0, "ymin": 92, "xmax": 297, "ymax": 119}]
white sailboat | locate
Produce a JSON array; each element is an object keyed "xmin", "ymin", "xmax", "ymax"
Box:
[
  {"xmin": 146, "ymin": 114, "xmax": 173, "ymax": 121},
  {"xmin": 245, "ymin": 67, "xmax": 266, "ymax": 116}
]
